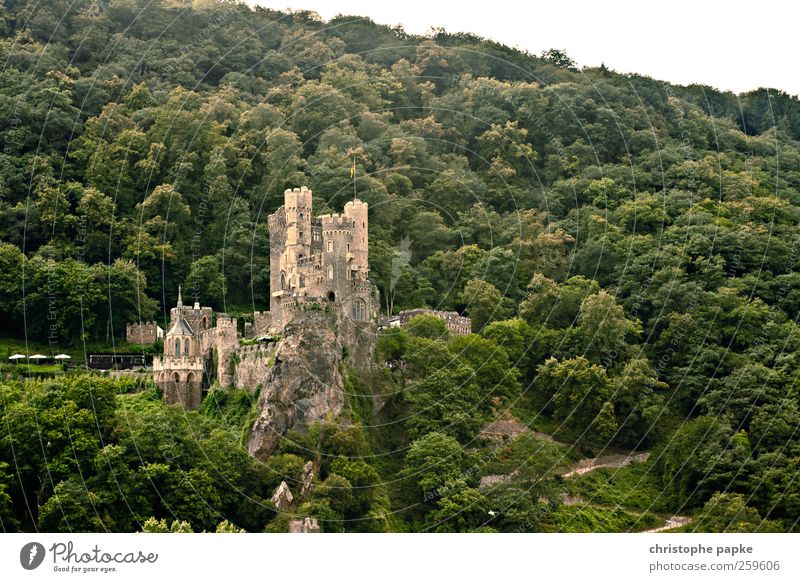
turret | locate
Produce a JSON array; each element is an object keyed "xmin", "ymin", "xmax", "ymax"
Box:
[
  {"xmin": 344, "ymin": 199, "xmax": 369, "ymax": 280},
  {"xmin": 165, "ymin": 286, "xmax": 196, "ymax": 358},
  {"xmin": 155, "ymin": 286, "xmax": 203, "ymax": 409},
  {"xmin": 284, "ymin": 187, "xmax": 312, "ymax": 265}
]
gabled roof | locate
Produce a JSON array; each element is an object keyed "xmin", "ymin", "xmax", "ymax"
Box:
[
  {"xmin": 166, "ymin": 285, "xmax": 195, "ymax": 337},
  {"xmin": 167, "ymin": 317, "xmax": 194, "ymax": 337}
]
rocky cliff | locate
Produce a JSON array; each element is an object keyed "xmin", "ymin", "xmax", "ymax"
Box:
[{"xmin": 246, "ymin": 310, "xmax": 376, "ymax": 460}]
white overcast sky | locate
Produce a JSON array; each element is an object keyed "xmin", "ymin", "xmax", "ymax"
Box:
[{"xmin": 245, "ymin": 0, "xmax": 799, "ymax": 96}]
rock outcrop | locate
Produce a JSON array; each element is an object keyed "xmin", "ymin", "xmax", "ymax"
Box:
[
  {"xmin": 288, "ymin": 517, "xmax": 320, "ymax": 533},
  {"xmin": 247, "ymin": 311, "xmax": 375, "ymax": 461},
  {"xmin": 271, "ymin": 481, "xmax": 294, "ymax": 511},
  {"xmin": 300, "ymin": 461, "xmax": 314, "ymax": 497}
]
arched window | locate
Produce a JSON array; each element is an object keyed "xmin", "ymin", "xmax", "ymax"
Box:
[
  {"xmin": 351, "ymin": 299, "xmax": 366, "ymax": 320},
  {"xmin": 175, "ymin": 339, "xmax": 181, "ymax": 357},
  {"xmin": 184, "ymin": 338, "xmax": 190, "ymax": 357},
  {"xmin": 201, "ymin": 316, "xmax": 208, "ymax": 329},
  {"xmin": 280, "ymin": 272, "xmax": 286, "ymax": 290},
  {"xmin": 299, "ymin": 275, "xmax": 305, "ymax": 288},
  {"xmin": 327, "ymin": 265, "xmax": 334, "ymax": 280}
]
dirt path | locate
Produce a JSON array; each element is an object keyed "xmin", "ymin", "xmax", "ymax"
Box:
[
  {"xmin": 561, "ymin": 451, "xmax": 651, "ymax": 478},
  {"xmin": 641, "ymin": 516, "xmax": 692, "ymax": 533}
]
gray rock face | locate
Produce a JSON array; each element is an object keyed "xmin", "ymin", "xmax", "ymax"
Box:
[
  {"xmin": 288, "ymin": 517, "xmax": 320, "ymax": 533},
  {"xmin": 300, "ymin": 461, "xmax": 314, "ymax": 497},
  {"xmin": 271, "ymin": 481, "xmax": 294, "ymax": 511},
  {"xmin": 247, "ymin": 312, "xmax": 375, "ymax": 461}
]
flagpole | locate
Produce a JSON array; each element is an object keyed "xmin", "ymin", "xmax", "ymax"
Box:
[{"xmin": 353, "ymin": 155, "xmax": 356, "ymax": 201}]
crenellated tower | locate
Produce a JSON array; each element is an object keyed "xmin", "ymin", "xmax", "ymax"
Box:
[{"xmin": 264, "ymin": 187, "xmax": 377, "ymax": 331}]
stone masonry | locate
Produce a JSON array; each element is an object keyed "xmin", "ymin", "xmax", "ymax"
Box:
[
  {"xmin": 125, "ymin": 321, "xmax": 163, "ymax": 344},
  {"xmin": 150, "ymin": 186, "xmax": 379, "ymax": 409}
]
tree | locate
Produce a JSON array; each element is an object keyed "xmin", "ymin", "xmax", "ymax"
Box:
[
  {"xmin": 449, "ymin": 334, "xmax": 521, "ymax": 407},
  {"xmin": 612, "ymin": 358, "xmax": 668, "ymax": 447},
  {"xmin": 428, "ymin": 484, "xmax": 490, "ymax": 532},
  {"xmin": 573, "ymin": 290, "xmax": 641, "ymax": 363},
  {"xmin": 460, "ymin": 278, "xmax": 509, "ymax": 332},
  {"xmin": 520, "ymin": 275, "xmax": 599, "ymax": 329},
  {"xmin": 540, "ymin": 48, "xmax": 576, "ymax": 69},
  {"xmin": 184, "ymin": 254, "xmax": 227, "ymax": 311},
  {"xmin": 140, "ymin": 518, "xmax": 193, "ymax": 533},
  {"xmin": 215, "ymin": 520, "xmax": 246, "ymax": 533},
  {"xmin": 0, "ymin": 462, "xmax": 19, "ymax": 531},
  {"xmin": 406, "ymin": 313, "xmax": 449, "ymax": 340},
  {"xmin": 535, "ymin": 357, "xmax": 615, "ymax": 443},
  {"xmin": 405, "ymin": 365, "xmax": 484, "ymax": 442},
  {"xmin": 405, "ymin": 211, "xmax": 456, "ymax": 261},
  {"xmin": 657, "ymin": 416, "xmax": 751, "ymax": 507},
  {"xmin": 328, "ymin": 458, "xmax": 381, "ymax": 521},
  {"xmin": 402, "ymin": 432, "xmax": 469, "ymax": 503},
  {"xmin": 481, "ymin": 318, "xmax": 534, "ymax": 372},
  {"xmin": 699, "ymin": 363, "xmax": 782, "ymax": 430},
  {"xmin": 313, "ymin": 474, "xmax": 354, "ymax": 517},
  {"xmin": 38, "ymin": 479, "xmax": 109, "ymax": 532},
  {"xmin": 689, "ymin": 493, "xmax": 783, "ymax": 533},
  {"xmin": 0, "ymin": 244, "xmax": 23, "ymax": 329}
]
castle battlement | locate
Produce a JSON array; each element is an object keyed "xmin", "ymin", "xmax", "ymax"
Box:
[
  {"xmin": 266, "ymin": 187, "xmax": 376, "ymax": 330},
  {"xmin": 317, "ymin": 214, "xmax": 355, "ymax": 228},
  {"xmin": 126, "ymin": 321, "xmax": 164, "ymax": 345},
  {"xmin": 398, "ymin": 309, "xmax": 472, "ymax": 335},
  {"xmin": 144, "ymin": 186, "xmax": 378, "ymax": 410}
]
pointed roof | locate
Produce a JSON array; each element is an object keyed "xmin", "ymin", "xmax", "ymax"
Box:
[{"xmin": 167, "ymin": 286, "xmax": 194, "ymax": 337}]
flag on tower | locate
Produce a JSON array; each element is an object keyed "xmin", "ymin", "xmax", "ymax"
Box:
[{"xmin": 350, "ymin": 158, "xmax": 356, "ymax": 179}]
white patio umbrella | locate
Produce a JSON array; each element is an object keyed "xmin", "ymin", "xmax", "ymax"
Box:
[
  {"xmin": 28, "ymin": 354, "xmax": 47, "ymax": 362},
  {"xmin": 8, "ymin": 354, "xmax": 25, "ymax": 360},
  {"xmin": 53, "ymin": 354, "xmax": 71, "ymax": 360}
]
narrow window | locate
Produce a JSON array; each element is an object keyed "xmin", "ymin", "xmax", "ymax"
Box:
[
  {"xmin": 327, "ymin": 240, "xmax": 333, "ymax": 252},
  {"xmin": 175, "ymin": 339, "xmax": 181, "ymax": 357},
  {"xmin": 327, "ymin": 265, "xmax": 334, "ymax": 280}
]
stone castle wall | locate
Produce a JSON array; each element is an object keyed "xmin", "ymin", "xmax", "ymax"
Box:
[
  {"xmin": 150, "ymin": 186, "xmax": 379, "ymax": 412},
  {"xmin": 399, "ymin": 309, "xmax": 472, "ymax": 335},
  {"xmin": 267, "ymin": 187, "xmax": 375, "ymax": 333},
  {"xmin": 199, "ymin": 315, "xmax": 238, "ymax": 387},
  {"xmin": 153, "ymin": 355, "xmax": 204, "ymax": 409},
  {"xmin": 252, "ymin": 311, "xmax": 273, "ymax": 336},
  {"xmin": 126, "ymin": 322, "xmax": 161, "ymax": 344}
]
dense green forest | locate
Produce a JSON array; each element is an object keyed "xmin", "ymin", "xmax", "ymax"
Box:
[{"xmin": 2, "ymin": 0, "xmax": 800, "ymax": 532}]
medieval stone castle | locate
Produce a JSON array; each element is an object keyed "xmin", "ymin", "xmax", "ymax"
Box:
[{"xmin": 131, "ymin": 186, "xmax": 469, "ymax": 408}]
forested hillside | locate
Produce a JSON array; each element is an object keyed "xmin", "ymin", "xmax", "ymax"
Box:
[{"xmin": 1, "ymin": 0, "xmax": 800, "ymax": 532}]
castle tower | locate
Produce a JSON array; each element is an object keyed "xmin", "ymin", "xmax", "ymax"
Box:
[
  {"xmin": 266, "ymin": 187, "xmax": 377, "ymax": 331},
  {"xmin": 284, "ymin": 186, "xmax": 312, "ymax": 277},
  {"xmin": 153, "ymin": 286, "xmax": 204, "ymax": 409},
  {"xmin": 344, "ymin": 199, "xmax": 368, "ymax": 281}
]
